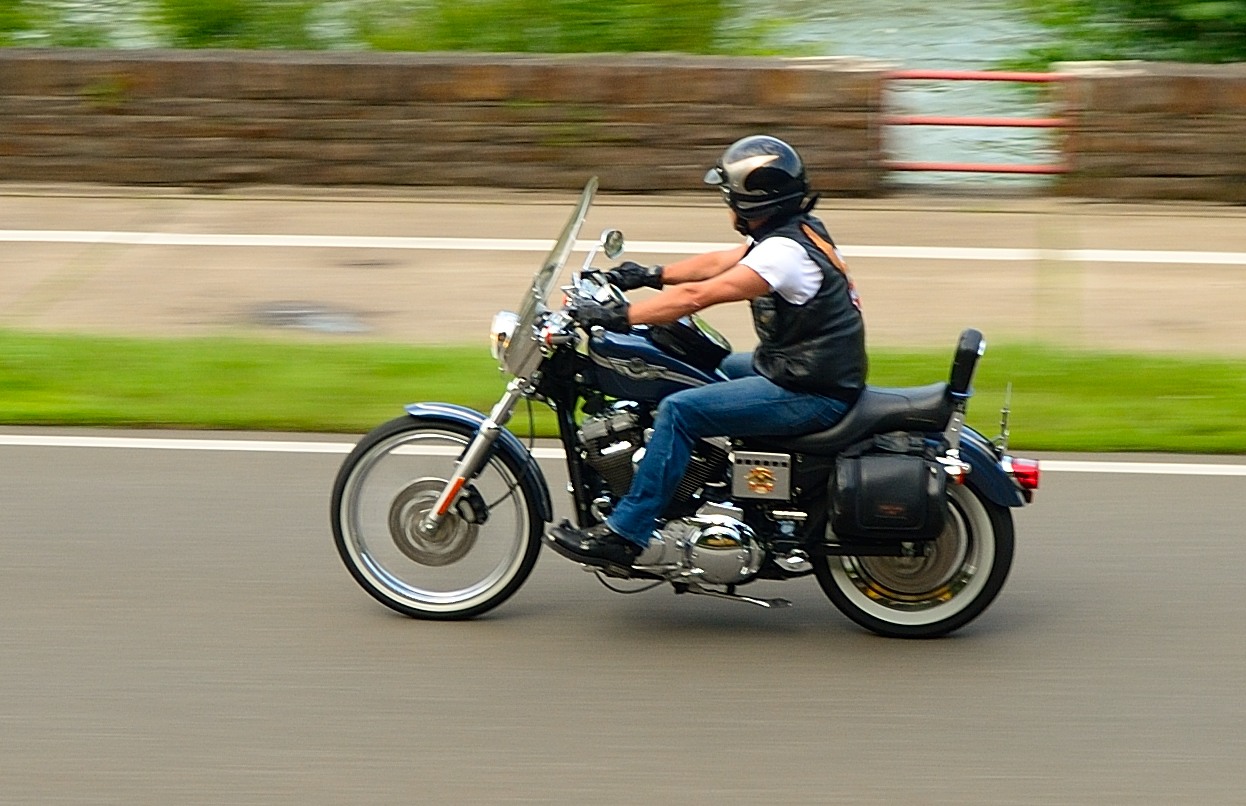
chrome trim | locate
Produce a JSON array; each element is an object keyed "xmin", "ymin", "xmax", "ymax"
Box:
[
  {"xmin": 420, "ymin": 379, "xmax": 526, "ymax": 534},
  {"xmin": 696, "ymin": 501, "xmax": 745, "ymax": 521},
  {"xmin": 774, "ymin": 549, "xmax": 813, "ymax": 574},
  {"xmin": 995, "ymin": 382, "xmax": 1013, "ymax": 452},
  {"xmin": 943, "ymin": 408, "xmax": 967, "ymax": 451},
  {"xmin": 588, "ymin": 352, "xmax": 710, "ymax": 388},
  {"xmin": 937, "ymin": 454, "xmax": 973, "ymax": 481},
  {"xmin": 683, "ymin": 584, "xmax": 792, "ymax": 609}
]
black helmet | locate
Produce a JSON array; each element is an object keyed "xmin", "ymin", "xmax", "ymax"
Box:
[{"xmin": 704, "ymin": 135, "xmax": 808, "ymax": 221}]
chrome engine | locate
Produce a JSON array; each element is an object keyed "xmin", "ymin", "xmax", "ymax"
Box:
[
  {"xmin": 577, "ymin": 404, "xmax": 644, "ymax": 497},
  {"xmin": 635, "ymin": 505, "xmax": 765, "ymax": 585},
  {"xmin": 578, "ymin": 406, "xmax": 759, "ymax": 585},
  {"xmin": 578, "ymin": 404, "xmax": 731, "ymax": 503}
]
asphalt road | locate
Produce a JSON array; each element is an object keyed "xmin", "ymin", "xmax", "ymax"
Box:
[{"xmin": 2, "ymin": 432, "xmax": 1244, "ymax": 805}]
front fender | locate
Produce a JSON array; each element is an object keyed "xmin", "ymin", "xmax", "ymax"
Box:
[
  {"xmin": 403, "ymin": 402, "xmax": 554, "ymax": 523},
  {"xmin": 959, "ymin": 426, "xmax": 1027, "ymax": 508}
]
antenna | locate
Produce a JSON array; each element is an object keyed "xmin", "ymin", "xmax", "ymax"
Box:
[{"xmin": 996, "ymin": 382, "xmax": 1013, "ymax": 452}]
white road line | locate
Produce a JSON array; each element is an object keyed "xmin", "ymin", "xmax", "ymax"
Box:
[
  {"xmin": 0, "ymin": 433, "xmax": 355, "ymax": 454},
  {"xmin": 0, "ymin": 433, "xmax": 1242, "ymax": 476},
  {"xmin": 1038, "ymin": 459, "xmax": 1246, "ymax": 476},
  {"xmin": 2, "ymin": 230, "xmax": 1245, "ymax": 265}
]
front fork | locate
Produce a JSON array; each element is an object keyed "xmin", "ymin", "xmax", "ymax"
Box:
[{"xmin": 417, "ymin": 378, "xmax": 530, "ymax": 537}]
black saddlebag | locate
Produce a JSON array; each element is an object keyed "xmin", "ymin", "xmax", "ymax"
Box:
[{"xmin": 830, "ymin": 435, "xmax": 948, "ymax": 541}]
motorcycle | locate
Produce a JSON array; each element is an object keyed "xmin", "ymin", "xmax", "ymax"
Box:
[{"xmin": 330, "ymin": 178, "xmax": 1040, "ymax": 638}]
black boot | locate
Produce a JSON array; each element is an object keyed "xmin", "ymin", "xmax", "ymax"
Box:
[{"xmin": 546, "ymin": 521, "xmax": 642, "ymax": 573}]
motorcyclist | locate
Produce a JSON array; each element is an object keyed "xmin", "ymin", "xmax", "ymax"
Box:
[{"xmin": 547, "ymin": 135, "xmax": 867, "ymax": 573}]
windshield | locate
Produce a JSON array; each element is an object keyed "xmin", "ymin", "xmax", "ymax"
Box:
[{"xmin": 514, "ymin": 177, "xmax": 597, "ymax": 335}]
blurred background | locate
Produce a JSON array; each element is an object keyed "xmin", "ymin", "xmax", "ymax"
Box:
[
  {"xmin": 1, "ymin": 1, "xmax": 1244, "ymax": 439},
  {"xmin": 2, "ymin": 0, "xmax": 1243, "ymax": 192}
]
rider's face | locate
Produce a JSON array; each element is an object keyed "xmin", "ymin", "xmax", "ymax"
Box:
[{"xmin": 729, "ymin": 209, "xmax": 749, "ymax": 236}]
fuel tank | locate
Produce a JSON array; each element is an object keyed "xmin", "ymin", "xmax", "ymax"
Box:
[{"xmin": 587, "ymin": 326, "xmax": 727, "ymax": 402}]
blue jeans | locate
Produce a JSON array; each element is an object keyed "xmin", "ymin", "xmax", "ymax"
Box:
[{"xmin": 605, "ymin": 353, "xmax": 850, "ymax": 547}]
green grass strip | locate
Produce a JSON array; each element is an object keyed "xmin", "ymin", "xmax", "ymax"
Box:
[{"xmin": 1, "ymin": 330, "xmax": 1244, "ymax": 453}]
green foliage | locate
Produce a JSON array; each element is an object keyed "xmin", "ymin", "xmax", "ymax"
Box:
[
  {"xmin": 2, "ymin": 0, "xmax": 763, "ymax": 54},
  {"xmin": 874, "ymin": 343, "xmax": 1246, "ymax": 453},
  {"xmin": 1, "ymin": 0, "xmax": 145, "ymax": 47},
  {"xmin": 0, "ymin": 0, "xmax": 32, "ymax": 44},
  {"xmin": 1, "ymin": 330, "xmax": 1245, "ymax": 452},
  {"xmin": 152, "ymin": 0, "xmax": 322, "ymax": 48},
  {"xmin": 1017, "ymin": 0, "xmax": 1246, "ymax": 66},
  {"xmin": 353, "ymin": 0, "xmax": 743, "ymax": 54},
  {"xmin": 0, "ymin": 0, "xmax": 109, "ymax": 46},
  {"xmin": 0, "ymin": 331, "xmax": 518, "ymax": 432}
]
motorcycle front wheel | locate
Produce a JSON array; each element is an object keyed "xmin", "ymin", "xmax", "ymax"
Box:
[
  {"xmin": 331, "ymin": 416, "xmax": 543, "ymax": 619},
  {"xmin": 814, "ymin": 483, "xmax": 1014, "ymax": 639}
]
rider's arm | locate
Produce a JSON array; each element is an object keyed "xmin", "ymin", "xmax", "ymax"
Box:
[
  {"xmin": 627, "ymin": 263, "xmax": 770, "ymax": 325},
  {"xmin": 658, "ymin": 244, "xmax": 749, "ymax": 285}
]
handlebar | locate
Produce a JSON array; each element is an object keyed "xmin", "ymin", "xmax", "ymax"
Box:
[{"xmin": 566, "ymin": 270, "xmax": 625, "ymax": 307}]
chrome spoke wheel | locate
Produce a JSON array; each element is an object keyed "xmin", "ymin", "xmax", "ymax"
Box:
[
  {"xmin": 817, "ymin": 484, "xmax": 1014, "ymax": 638},
  {"xmin": 838, "ymin": 501, "xmax": 980, "ymax": 613},
  {"xmin": 332, "ymin": 418, "xmax": 541, "ymax": 619}
]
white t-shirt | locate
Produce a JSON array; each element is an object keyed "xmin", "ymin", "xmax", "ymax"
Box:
[{"xmin": 739, "ymin": 236, "xmax": 823, "ymax": 305}]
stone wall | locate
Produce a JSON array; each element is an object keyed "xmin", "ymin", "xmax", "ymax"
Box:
[
  {"xmin": 0, "ymin": 49, "xmax": 888, "ymax": 194},
  {"xmin": 4, "ymin": 51, "xmax": 1245, "ymax": 201},
  {"xmin": 1057, "ymin": 61, "xmax": 1246, "ymax": 203}
]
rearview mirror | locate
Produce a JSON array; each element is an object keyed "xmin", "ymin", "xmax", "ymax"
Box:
[{"xmin": 600, "ymin": 229, "xmax": 625, "ymax": 260}]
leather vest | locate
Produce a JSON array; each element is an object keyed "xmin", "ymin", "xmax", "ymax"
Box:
[{"xmin": 746, "ymin": 214, "xmax": 867, "ymax": 401}]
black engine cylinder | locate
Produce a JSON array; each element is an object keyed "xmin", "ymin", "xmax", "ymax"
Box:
[
  {"xmin": 584, "ymin": 435, "xmax": 640, "ymax": 497},
  {"xmin": 673, "ymin": 438, "xmax": 730, "ymax": 502}
]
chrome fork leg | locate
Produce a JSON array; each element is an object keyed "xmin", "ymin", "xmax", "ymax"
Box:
[{"xmin": 418, "ymin": 380, "xmax": 526, "ymax": 536}]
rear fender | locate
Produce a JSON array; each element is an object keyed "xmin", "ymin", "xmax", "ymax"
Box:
[
  {"xmin": 958, "ymin": 426, "xmax": 1027, "ymax": 508},
  {"xmin": 403, "ymin": 402, "xmax": 554, "ymax": 523}
]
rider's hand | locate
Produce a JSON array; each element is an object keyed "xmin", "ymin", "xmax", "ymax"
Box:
[
  {"xmin": 571, "ymin": 298, "xmax": 631, "ymax": 333},
  {"xmin": 605, "ymin": 261, "xmax": 664, "ymax": 291}
]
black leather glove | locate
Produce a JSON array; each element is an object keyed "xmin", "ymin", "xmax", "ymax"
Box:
[
  {"xmin": 605, "ymin": 261, "xmax": 663, "ymax": 291},
  {"xmin": 571, "ymin": 298, "xmax": 631, "ymax": 333}
]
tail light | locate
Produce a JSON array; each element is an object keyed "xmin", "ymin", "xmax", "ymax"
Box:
[{"xmin": 1005, "ymin": 457, "xmax": 1041, "ymax": 491}]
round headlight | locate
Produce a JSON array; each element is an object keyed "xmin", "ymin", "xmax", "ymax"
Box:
[{"xmin": 489, "ymin": 311, "xmax": 520, "ymax": 362}]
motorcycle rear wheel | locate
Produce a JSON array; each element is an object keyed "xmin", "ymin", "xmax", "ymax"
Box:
[
  {"xmin": 331, "ymin": 416, "xmax": 542, "ymax": 619},
  {"xmin": 814, "ymin": 483, "xmax": 1014, "ymax": 638}
]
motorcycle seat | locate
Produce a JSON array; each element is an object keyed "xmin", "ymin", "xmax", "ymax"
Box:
[{"xmin": 750, "ymin": 382, "xmax": 953, "ymax": 456}]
